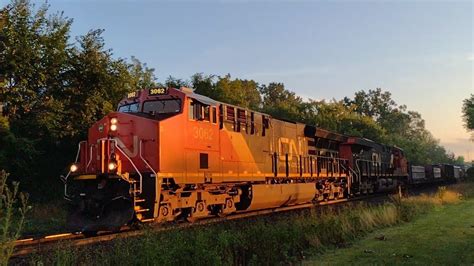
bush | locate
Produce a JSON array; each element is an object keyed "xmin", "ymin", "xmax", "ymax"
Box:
[{"xmin": 0, "ymin": 170, "xmax": 30, "ymax": 264}]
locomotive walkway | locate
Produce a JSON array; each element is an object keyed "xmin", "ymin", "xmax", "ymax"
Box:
[{"xmin": 307, "ymin": 198, "xmax": 474, "ymax": 264}]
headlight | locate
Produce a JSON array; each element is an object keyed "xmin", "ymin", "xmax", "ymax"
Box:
[
  {"xmin": 70, "ymin": 164, "xmax": 78, "ymax": 172},
  {"xmin": 110, "ymin": 118, "xmax": 118, "ymax": 131},
  {"xmin": 108, "ymin": 162, "xmax": 117, "ymax": 171}
]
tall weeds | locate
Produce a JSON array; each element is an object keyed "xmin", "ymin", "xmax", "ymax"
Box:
[
  {"xmin": 0, "ymin": 170, "xmax": 29, "ymax": 265},
  {"xmin": 39, "ymin": 183, "xmax": 474, "ymax": 265}
]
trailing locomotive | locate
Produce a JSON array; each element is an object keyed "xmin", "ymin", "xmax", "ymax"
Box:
[{"xmin": 63, "ymin": 87, "xmax": 446, "ymax": 233}]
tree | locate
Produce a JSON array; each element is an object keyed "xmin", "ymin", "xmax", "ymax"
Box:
[
  {"xmin": 0, "ymin": 0, "xmax": 72, "ymax": 122},
  {"xmin": 344, "ymin": 88, "xmax": 397, "ymax": 120},
  {"xmin": 454, "ymin": 155, "xmax": 465, "ymax": 165},
  {"xmin": 191, "ymin": 73, "xmax": 216, "ymax": 97},
  {"xmin": 344, "ymin": 88, "xmax": 454, "ymax": 164},
  {"xmin": 0, "ymin": 116, "xmax": 38, "ymax": 178},
  {"xmin": 214, "ymin": 74, "xmax": 261, "ymax": 109},
  {"xmin": 303, "ymin": 100, "xmax": 387, "ymax": 142},
  {"xmin": 129, "ymin": 56, "xmax": 157, "ymax": 89},
  {"xmin": 0, "ymin": 8, "xmax": 8, "ymax": 86},
  {"xmin": 259, "ymin": 82, "xmax": 302, "ymax": 121},
  {"xmin": 0, "ymin": 0, "xmax": 158, "ymax": 200},
  {"xmin": 62, "ymin": 29, "xmax": 137, "ymax": 139},
  {"xmin": 462, "ymin": 94, "xmax": 474, "ymax": 134},
  {"xmin": 165, "ymin": 75, "xmax": 189, "ymax": 88}
]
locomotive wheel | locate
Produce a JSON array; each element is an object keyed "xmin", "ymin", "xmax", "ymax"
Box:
[
  {"xmin": 187, "ymin": 215, "xmax": 198, "ymax": 223},
  {"xmin": 226, "ymin": 199, "xmax": 233, "ymax": 209},
  {"xmin": 217, "ymin": 208, "xmax": 227, "ymax": 217},
  {"xmin": 187, "ymin": 201, "xmax": 208, "ymax": 223}
]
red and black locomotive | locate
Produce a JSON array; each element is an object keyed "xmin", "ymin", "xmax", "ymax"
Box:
[{"xmin": 63, "ymin": 87, "xmax": 455, "ymax": 233}]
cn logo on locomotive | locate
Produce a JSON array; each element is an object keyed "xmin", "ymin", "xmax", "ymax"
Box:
[{"xmin": 278, "ymin": 137, "xmax": 303, "ymax": 161}]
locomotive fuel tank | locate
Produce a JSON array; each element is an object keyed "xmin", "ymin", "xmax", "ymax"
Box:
[{"xmin": 247, "ymin": 183, "xmax": 317, "ymax": 211}]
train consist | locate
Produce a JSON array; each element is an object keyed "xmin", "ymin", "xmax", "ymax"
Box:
[{"xmin": 63, "ymin": 87, "xmax": 462, "ymax": 233}]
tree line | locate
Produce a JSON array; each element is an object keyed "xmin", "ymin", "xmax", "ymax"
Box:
[
  {"xmin": 169, "ymin": 74, "xmax": 464, "ymax": 166},
  {"xmin": 0, "ymin": 0, "xmax": 466, "ymax": 201}
]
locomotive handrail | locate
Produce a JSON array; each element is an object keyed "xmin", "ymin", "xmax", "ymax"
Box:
[
  {"xmin": 340, "ymin": 163, "xmax": 359, "ymax": 191},
  {"xmin": 313, "ymin": 155, "xmax": 348, "ymax": 175},
  {"xmin": 109, "ymin": 138, "xmax": 144, "ymax": 195},
  {"xmin": 339, "ymin": 163, "xmax": 354, "ymax": 195},
  {"xmin": 74, "ymin": 141, "xmax": 85, "ymax": 164},
  {"xmin": 355, "ymin": 158, "xmax": 381, "ymax": 178},
  {"xmin": 313, "ymin": 155, "xmax": 348, "ymax": 161},
  {"xmin": 62, "ymin": 141, "xmax": 86, "ymax": 200},
  {"xmin": 86, "ymin": 145, "xmax": 93, "ymax": 171},
  {"xmin": 355, "ymin": 159, "xmax": 362, "ymax": 179}
]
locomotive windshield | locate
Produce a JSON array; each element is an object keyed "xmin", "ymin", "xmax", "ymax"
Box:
[
  {"xmin": 143, "ymin": 99, "xmax": 181, "ymax": 115},
  {"xmin": 118, "ymin": 102, "xmax": 139, "ymax": 113}
]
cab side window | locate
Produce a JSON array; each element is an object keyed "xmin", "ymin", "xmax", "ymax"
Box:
[
  {"xmin": 237, "ymin": 109, "xmax": 246, "ymax": 133},
  {"xmin": 262, "ymin": 115, "xmax": 269, "ymax": 136},
  {"xmin": 189, "ymin": 100, "xmax": 197, "ymax": 120},
  {"xmin": 188, "ymin": 99, "xmax": 211, "ymax": 122},
  {"xmin": 203, "ymin": 105, "xmax": 210, "ymax": 121},
  {"xmin": 226, "ymin": 106, "xmax": 235, "ymax": 122},
  {"xmin": 212, "ymin": 106, "xmax": 217, "ymax": 124}
]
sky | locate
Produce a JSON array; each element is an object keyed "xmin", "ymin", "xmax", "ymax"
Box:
[{"xmin": 14, "ymin": 0, "xmax": 474, "ymax": 160}]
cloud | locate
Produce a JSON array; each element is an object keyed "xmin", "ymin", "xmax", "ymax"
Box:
[
  {"xmin": 440, "ymin": 137, "xmax": 474, "ymax": 160},
  {"xmin": 468, "ymin": 53, "xmax": 474, "ymax": 61}
]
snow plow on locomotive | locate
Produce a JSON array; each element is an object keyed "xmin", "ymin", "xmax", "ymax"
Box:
[{"xmin": 62, "ymin": 87, "xmax": 420, "ymax": 233}]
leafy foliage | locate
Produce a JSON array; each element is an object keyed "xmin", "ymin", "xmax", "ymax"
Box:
[
  {"xmin": 0, "ymin": 170, "xmax": 29, "ymax": 264},
  {"xmin": 0, "ymin": 0, "xmax": 156, "ymax": 199},
  {"xmin": 190, "ymin": 73, "xmax": 261, "ymax": 109},
  {"xmin": 462, "ymin": 94, "xmax": 474, "ymax": 133},
  {"xmin": 343, "ymin": 89, "xmax": 457, "ymax": 164},
  {"xmin": 303, "ymin": 100, "xmax": 387, "ymax": 142},
  {"xmin": 259, "ymin": 82, "xmax": 302, "ymax": 121}
]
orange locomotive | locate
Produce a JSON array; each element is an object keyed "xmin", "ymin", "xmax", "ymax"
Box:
[{"xmin": 64, "ymin": 87, "xmax": 408, "ymax": 233}]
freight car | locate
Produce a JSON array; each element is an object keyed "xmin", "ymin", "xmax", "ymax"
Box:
[
  {"xmin": 425, "ymin": 165, "xmax": 442, "ymax": 180},
  {"xmin": 410, "ymin": 165, "xmax": 427, "ymax": 184},
  {"xmin": 439, "ymin": 164, "xmax": 462, "ymax": 181},
  {"xmin": 61, "ymin": 87, "xmax": 428, "ymax": 233}
]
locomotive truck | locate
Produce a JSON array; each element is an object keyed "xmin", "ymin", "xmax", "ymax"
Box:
[{"xmin": 63, "ymin": 87, "xmax": 423, "ymax": 233}]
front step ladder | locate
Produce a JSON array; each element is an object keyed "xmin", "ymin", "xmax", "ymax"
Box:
[{"xmin": 132, "ymin": 180, "xmax": 153, "ymax": 222}]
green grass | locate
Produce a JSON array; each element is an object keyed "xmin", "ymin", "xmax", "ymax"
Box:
[
  {"xmin": 28, "ymin": 203, "xmax": 407, "ymax": 265},
  {"xmin": 21, "ymin": 202, "xmax": 67, "ymax": 236},
  {"xmin": 23, "ymin": 182, "xmax": 474, "ymax": 265},
  {"xmin": 309, "ymin": 198, "xmax": 474, "ymax": 265}
]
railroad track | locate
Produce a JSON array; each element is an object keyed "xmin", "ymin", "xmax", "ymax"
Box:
[{"xmin": 11, "ymin": 193, "xmax": 395, "ymax": 258}]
